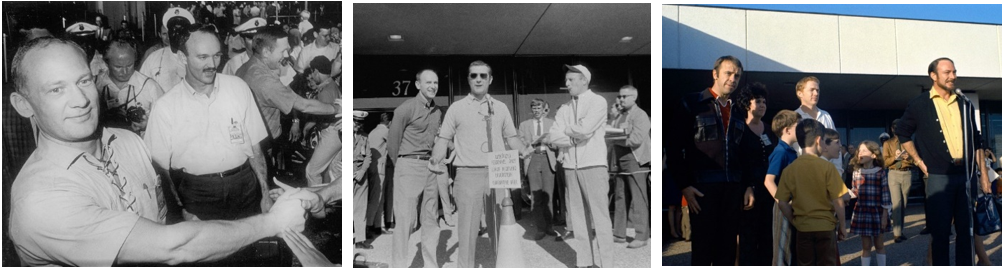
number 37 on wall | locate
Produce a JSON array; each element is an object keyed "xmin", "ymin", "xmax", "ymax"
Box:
[{"xmin": 392, "ymin": 80, "xmax": 413, "ymax": 96}]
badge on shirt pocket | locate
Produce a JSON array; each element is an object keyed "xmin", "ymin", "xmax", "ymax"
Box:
[{"xmin": 229, "ymin": 118, "xmax": 245, "ymax": 144}]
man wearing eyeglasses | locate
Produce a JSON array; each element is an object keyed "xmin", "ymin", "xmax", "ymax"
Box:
[
  {"xmin": 385, "ymin": 69, "xmax": 442, "ymax": 267},
  {"xmin": 543, "ymin": 64, "xmax": 612, "ymax": 268},
  {"xmin": 610, "ymin": 85, "xmax": 651, "ymax": 249},
  {"xmin": 431, "ymin": 61, "xmax": 527, "ymax": 268}
]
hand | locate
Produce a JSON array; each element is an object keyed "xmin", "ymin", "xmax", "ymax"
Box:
[
  {"xmin": 267, "ymin": 189, "xmax": 309, "ymax": 232},
  {"xmin": 881, "ymin": 216, "xmax": 889, "ymax": 230},
  {"xmin": 260, "ymin": 194, "xmax": 273, "ymax": 213},
  {"xmin": 743, "ymin": 187, "xmax": 755, "ymax": 210},
  {"xmin": 837, "ymin": 227, "xmax": 848, "ymax": 241},
  {"xmin": 917, "ymin": 160, "xmax": 928, "ymax": 177},
  {"xmin": 268, "ymin": 188, "xmax": 284, "ymax": 201},
  {"xmin": 682, "ymin": 186, "xmax": 704, "ymax": 214},
  {"xmin": 280, "ymin": 228, "xmax": 335, "ymax": 266},
  {"xmin": 289, "ymin": 124, "xmax": 302, "ymax": 142}
]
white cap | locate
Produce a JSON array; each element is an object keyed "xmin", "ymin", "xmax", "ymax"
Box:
[
  {"xmin": 564, "ymin": 64, "xmax": 591, "ymax": 82},
  {"xmin": 163, "ymin": 7, "xmax": 195, "ymax": 29},
  {"xmin": 235, "ymin": 18, "xmax": 267, "ymax": 33},
  {"xmin": 353, "ymin": 111, "xmax": 369, "ymax": 120},
  {"xmin": 65, "ymin": 22, "xmax": 98, "ymax": 35}
]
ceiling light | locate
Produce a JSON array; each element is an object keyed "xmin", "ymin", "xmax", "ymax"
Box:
[
  {"xmin": 620, "ymin": 36, "xmax": 633, "ymax": 43},
  {"xmin": 388, "ymin": 35, "xmax": 404, "ymax": 42}
]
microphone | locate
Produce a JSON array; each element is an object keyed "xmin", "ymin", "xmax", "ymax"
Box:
[{"xmin": 955, "ymin": 88, "xmax": 972, "ymax": 102}]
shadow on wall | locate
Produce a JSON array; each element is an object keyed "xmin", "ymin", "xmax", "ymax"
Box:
[{"xmin": 661, "ymin": 16, "xmax": 799, "ymax": 73}]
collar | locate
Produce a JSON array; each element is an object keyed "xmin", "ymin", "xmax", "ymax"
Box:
[
  {"xmin": 779, "ymin": 140, "xmax": 796, "ymax": 152},
  {"xmin": 414, "ymin": 93, "xmax": 436, "ymax": 108},
  {"xmin": 466, "ymin": 93, "xmax": 494, "ymax": 104},
  {"xmin": 36, "ymin": 128, "xmax": 117, "ymax": 170},
  {"xmin": 708, "ymin": 88, "xmax": 731, "ymax": 107},
  {"xmin": 180, "ymin": 74, "xmax": 221, "ymax": 97},
  {"xmin": 929, "ymin": 87, "xmax": 957, "ymax": 103}
]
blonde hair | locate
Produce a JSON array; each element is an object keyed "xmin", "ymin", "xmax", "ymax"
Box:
[{"xmin": 795, "ymin": 76, "xmax": 819, "ymax": 94}]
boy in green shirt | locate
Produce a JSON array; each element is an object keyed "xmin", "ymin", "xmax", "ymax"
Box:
[{"xmin": 775, "ymin": 119, "xmax": 849, "ymax": 266}]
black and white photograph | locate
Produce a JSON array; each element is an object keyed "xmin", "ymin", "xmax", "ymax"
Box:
[
  {"xmin": 352, "ymin": 3, "xmax": 651, "ymax": 268},
  {"xmin": 2, "ymin": 1, "xmax": 340, "ymax": 266}
]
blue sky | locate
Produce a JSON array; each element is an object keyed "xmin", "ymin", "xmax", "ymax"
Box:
[{"xmin": 705, "ymin": 4, "xmax": 1001, "ymax": 25}]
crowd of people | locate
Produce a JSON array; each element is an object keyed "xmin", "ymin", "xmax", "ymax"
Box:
[
  {"xmin": 353, "ymin": 63, "xmax": 652, "ymax": 267},
  {"xmin": 3, "ymin": 2, "xmax": 341, "ymax": 266},
  {"xmin": 665, "ymin": 56, "xmax": 1001, "ymax": 266}
]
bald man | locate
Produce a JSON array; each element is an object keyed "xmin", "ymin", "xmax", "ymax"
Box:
[{"xmin": 97, "ymin": 40, "xmax": 164, "ymax": 135}]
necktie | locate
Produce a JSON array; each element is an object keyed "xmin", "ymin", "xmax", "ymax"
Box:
[{"xmin": 536, "ymin": 120, "xmax": 541, "ymax": 137}]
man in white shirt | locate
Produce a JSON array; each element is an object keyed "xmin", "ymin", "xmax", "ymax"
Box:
[
  {"xmin": 295, "ymin": 22, "xmax": 338, "ymax": 74},
  {"xmin": 222, "ymin": 18, "xmax": 266, "ymax": 76},
  {"xmin": 544, "ymin": 64, "xmax": 613, "ymax": 268},
  {"xmin": 794, "ymin": 76, "xmax": 843, "ymax": 171},
  {"xmin": 139, "ymin": 7, "xmax": 195, "ymax": 92},
  {"xmin": 97, "ymin": 39, "xmax": 164, "ymax": 135}
]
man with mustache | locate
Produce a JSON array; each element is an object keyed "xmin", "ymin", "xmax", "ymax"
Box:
[
  {"xmin": 895, "ymin": 57, "xmax": 990, "ymax": 266},
  {"xmin": 144, "ymin": 25, "xmax": 272, "ymax": 221},
  {"xmin": 7, "ymin": 37, "xmax": 317, "ymax": 266},
  {"xmin": 667, "ymin": 56, "xmax": 757, "ymax": 265},
  {"xmin": 431, "ymin": 60, "xmax": 526, "ymax": 267}
]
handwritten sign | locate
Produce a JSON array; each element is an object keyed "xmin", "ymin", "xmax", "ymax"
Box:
[{"xmin": 489, "ymin": 150, "xmax": 521, "ymax": 188}]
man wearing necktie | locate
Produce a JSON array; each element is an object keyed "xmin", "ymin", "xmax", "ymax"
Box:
[
  {"xmin": 544, "ymin": 64, "xmax": 612, "ymax": 268},
  {"xmin": 518, "ymin": 99, "xmax": 558, "ymax": 240},
  {"xmin": 610, "ymin": 85, "xmax": 651, "ymax": 249}
]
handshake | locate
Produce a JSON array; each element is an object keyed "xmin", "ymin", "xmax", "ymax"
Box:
[{"xmin": 265, "ymin": 186, "xmax": 331, "ymax": 234}]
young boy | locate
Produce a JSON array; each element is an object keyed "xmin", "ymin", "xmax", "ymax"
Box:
[
  {"xmin": 765, "ymin": 110, "xmax": 801, "ymax": 266},
  {"xmin": 776, "ymin": 119, "xmax": 849, "ymax": 266}
]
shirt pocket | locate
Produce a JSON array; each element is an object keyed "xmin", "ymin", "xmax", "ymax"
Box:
[{"xmin": 694, "ymin": 115, "xmax": 719, "ymax": 142}]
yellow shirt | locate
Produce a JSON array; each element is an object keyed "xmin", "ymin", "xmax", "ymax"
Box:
[
  {"xmin": 930, "ymin": 88, "xmax": 963, "ymax": 159},
  {"xmin": 775, "ymin": 155, "xmax": 849, "ymax": 232}
]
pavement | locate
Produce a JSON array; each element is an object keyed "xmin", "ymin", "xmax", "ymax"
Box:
[
  {"xmin": 354, "ymin": 208, "xmax": 651, "ymax": 268},
  {"xmin": 662, "ymin": 204, "xmax": 1002, "ymax": 266}
]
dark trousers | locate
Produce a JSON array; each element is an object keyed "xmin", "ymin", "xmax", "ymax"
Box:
[
  {"xmin": 689, "ymin": 182, "xmax": 745, "ymax": 266},
  {"xmin": 527, "ymin": 153, "xmax": 555, "ymax": 235},
  {"xmin": 612, "ymin": 150, "xmax": 649, "ymax": 241},
  {"xmin": 172, "ymin": 162, "xmax": 262, "ymax": 221},
  {"xmin": 926, "ymin": 173, "xmax": 974, "ymax": 266},
  {"xmin": 739, "ymin": 184, "xmax": 774, "ymax": 266},
  {"xmin": 795, "ymin": 230, "xmax": 837, "ymax": 266}
]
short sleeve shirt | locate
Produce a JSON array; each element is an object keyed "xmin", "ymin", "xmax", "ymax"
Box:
[
  {"xmin": 138, "ymin": 47, "xmax": 186, "ymax": 92},
  {"xmin": 766, "ymin": 140, "xmax": 799, "ymax": 178},
  {"xmin": 775, "ymin": 155, "xmax": 849, "ymax": 232},
  {"xmin": 296, "ymin": 42, "xmax": 339, "ymax": 73},
  {"xmin": 10, "ymin": 128, "xmax": 165, "ymax": 266},
  {"xmin": 236, "ymin": 57, "xmax": 300, "ymax": 139},
  {"xmin": 439, "ymin": 94, "xmax": 519, "ymax": 167},
  {"xmin": 144, "ymin": 74, "xmax": 268, "ymax": 175}
]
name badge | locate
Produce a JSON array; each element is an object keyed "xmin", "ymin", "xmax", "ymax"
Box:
[{"xmin": 229, "ymin": 118, "xmax": 245, "ymax": 144}]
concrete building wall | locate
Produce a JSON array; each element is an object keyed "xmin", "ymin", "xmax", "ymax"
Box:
[{"xmin": 662, "ymin": 5, "xmax": 1002, "ymax": 78}]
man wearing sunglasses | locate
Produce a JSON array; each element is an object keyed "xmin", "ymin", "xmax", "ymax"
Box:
[
  {"xmin": 610, "ymin": 85, "xmax": 651, "ymax": 249},
  {"xmin": 543, "ymin": 64, "xmax": 613, "ymax": 267},
  {"xmin": 431, "ymin": 61, "xmax": 527, "ymax": 268}
]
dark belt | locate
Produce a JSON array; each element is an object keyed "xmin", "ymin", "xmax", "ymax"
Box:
[
  {"xmin": 399, "ymin": 154, "xmax": 431, "ymax": 161},
  {"xmin": 531, "ymin": 150, "xmax": 549, "ymax": 155},
  {"xmin": 890, "ymin": 167, "xmax": 914, "ymax": 171},
  {"xmin": 175, "ymin": 161, "xmax": 251, "ymax": 179}
]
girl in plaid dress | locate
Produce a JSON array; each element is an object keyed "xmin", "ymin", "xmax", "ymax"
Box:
[{"xmin": 850, "ymin": 140, "xmax": 892, "ymax": 266}]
